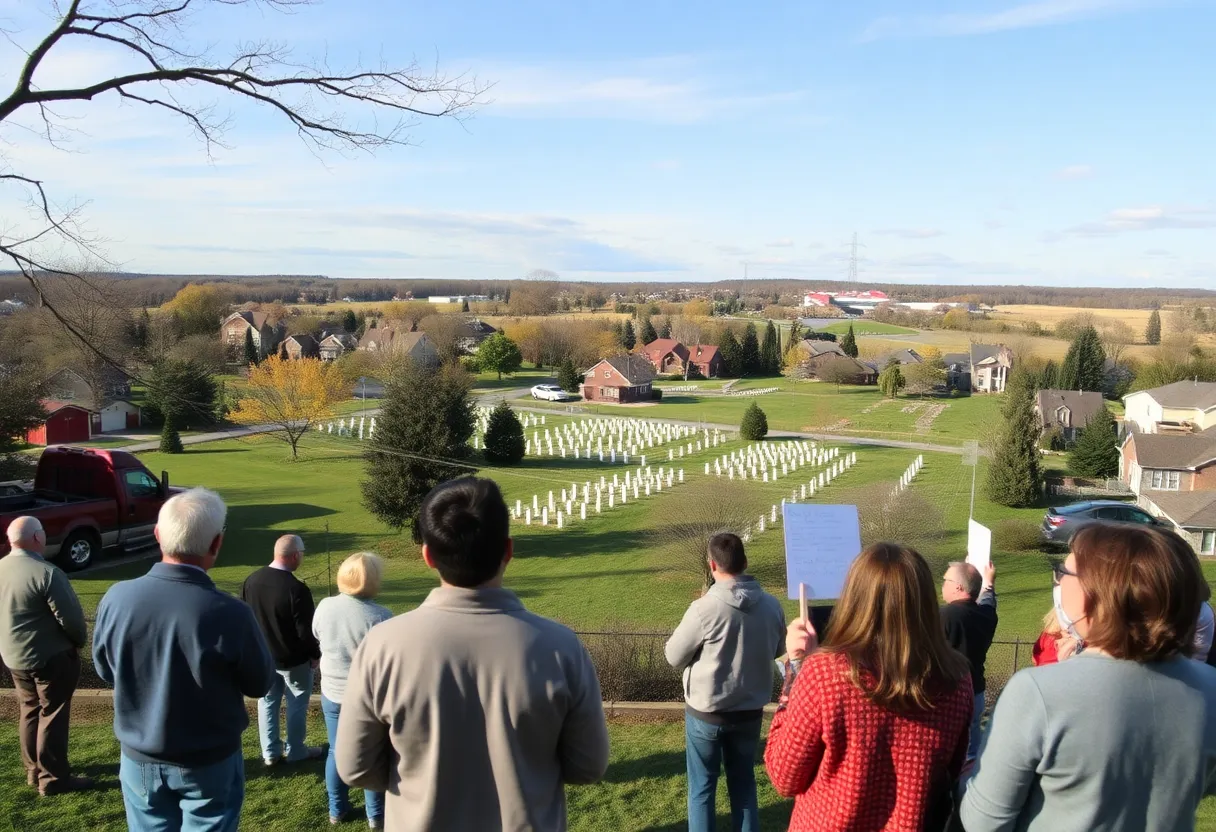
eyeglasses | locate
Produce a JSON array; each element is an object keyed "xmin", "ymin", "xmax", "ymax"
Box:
[{"xmin": 1052, "ymin": 562, "xmax": 1079, "ymax": 584}]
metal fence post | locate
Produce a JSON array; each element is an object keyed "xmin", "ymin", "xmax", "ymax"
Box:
[
  {"xmin": 325, "ymin": 521, "xmax": 333, "ymax": 597},
  {"xmin": 1012, "ymin": 637, "xmax": 1021, "ymax": 670}
]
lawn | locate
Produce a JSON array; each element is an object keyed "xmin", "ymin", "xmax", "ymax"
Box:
[
  {"xmin": 817, "ymin": 321, "xmax": 918, "ymax": 336},
  {"xmin": 6, "ymin": 714, "xmax": 1216, "ymax": 832}
]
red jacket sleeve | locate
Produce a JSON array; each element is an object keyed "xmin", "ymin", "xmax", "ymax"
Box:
[
  {"xmin": 764, "ymin": 657, "xmax": 826, "ymax": 798},
  {"xmin": 1031, "ymin": 632, "xmax": 1057, "ymax": 667}
]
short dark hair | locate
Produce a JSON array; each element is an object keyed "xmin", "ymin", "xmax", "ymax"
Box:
[
  {"xmin": 947, "ymin": 562, "xmax": 982, "ymax": 598},
  {"xmin": 708, "ymin": 532, "xmax": 747, "ymax": 575},
  {"xmin": 418, "ymin": 478, "xmax": 510, "ymax": 588},
  {"xmin": 1071, "ymin": 524, "xmax": 1203, "ymax": 662}
]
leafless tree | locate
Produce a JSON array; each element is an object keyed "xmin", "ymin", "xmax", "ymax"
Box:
[
  {"xmin": 837, "ymin": 482, "xmax": 949, "ymax": 575},
  {"xmin": 650, "ymin": 479, "xmax": 756, "ymax": 591},
  {"xmin": 1098, "ymin": 319, "xmax": 1135, "ymax": 367},
  {"xmin": 1, "ymin": 0, "xmax": 485, "ymax": 376}
]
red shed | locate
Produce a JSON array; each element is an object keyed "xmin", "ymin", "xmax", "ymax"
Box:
[{"xmin": 27, "ymin": 401, "xmax": 94, "ymax": 447}]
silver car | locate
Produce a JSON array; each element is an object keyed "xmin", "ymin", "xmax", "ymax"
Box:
[
  {"xmin": 1041, "ymin": 500, "xmax": 1161, "ymax": 548},
  {"xmin": 530, "ymin": 383, "xmax": 574, "ymax": 402}
]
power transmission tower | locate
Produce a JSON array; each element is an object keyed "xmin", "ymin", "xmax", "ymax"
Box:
[{"xmin": 846, "ymin": 233, "xmax": 865, "ymax": 282}]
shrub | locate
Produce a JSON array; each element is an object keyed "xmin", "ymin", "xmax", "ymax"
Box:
[
  {"xmin": 159, "ymin": 422, "xmax": 184, "ymax": 454},
  {"xmin": 740, "ymin": 402, "xmax": 768, "ymax": 440},
  {"xmin": 651, "ymin": 388, "xmax": 664, "ymax": 401},
  {"xmin": 993, "ymin": 519, "xmax": 1045, "ymax": 553},
  {"xmin": 482, "ymin": 401, "xmax": 526, "ymax": 465}
]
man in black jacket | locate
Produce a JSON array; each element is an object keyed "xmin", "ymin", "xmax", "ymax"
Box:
[
  {"xmin": 941, "ymin": 561, "xmax": 997, "ymax": 762},
  {"xmin": 240, "ymin": 534, "xmax": 324, "ymax": 766}
]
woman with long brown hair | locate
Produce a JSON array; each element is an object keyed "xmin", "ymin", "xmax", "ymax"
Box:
[
  {"xmin": 765, "ymin": 543, "xmax": 973, "ymax": 831},
  {"xmin": 962, "ymin": 525, "xmax": 1216, "ymax": 831}
]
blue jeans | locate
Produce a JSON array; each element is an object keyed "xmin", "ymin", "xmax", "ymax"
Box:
[
  {"xmin": 258, "ymin": 663, "xmax": 314, "ymax": 763},
  {"xmin": 119, "ymin": 750, "xmax": 243, "ymax": 832},
  {"xmin": 968, "ymin": 690, "xmax": 986, "ymax": 761},
  {"xmin": 685, "ymin": 713, "xmax": 761, "ymax": 832},
  {"xmin": 321, "ymin": 695, "xmax": 384, "ymax": 822}
]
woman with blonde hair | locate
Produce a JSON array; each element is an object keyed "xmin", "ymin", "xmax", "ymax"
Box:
[
  {"xmin": 1031, "ymin": 605, "xmax": 1079, "ymax": 667},
  {"xmin": 962, "ymin": 525, "xmax": 1216, "ymax": 831},
  {"xmin": 765, "ymin": 543, "xmax": 973, "ymax": 831},
  {"xmin": 312, "ymin": 553, "xmax": 394, "ymax": 828}
]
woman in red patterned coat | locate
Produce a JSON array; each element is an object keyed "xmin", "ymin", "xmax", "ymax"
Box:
[{"xmin": 765, "ymin": 543, "xmax": 974, "ymax": 832}]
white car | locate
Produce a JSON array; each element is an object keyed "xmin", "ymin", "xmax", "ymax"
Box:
[{"xmin": 530, "ymin": 383, "xmax": 575, "ymax": 401}]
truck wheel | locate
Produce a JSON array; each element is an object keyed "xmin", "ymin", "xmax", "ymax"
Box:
[{"xmin": 60, "ymin": 531, "xmax": 99, "ymax": 572}]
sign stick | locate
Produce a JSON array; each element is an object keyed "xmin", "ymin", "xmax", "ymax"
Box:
[{"xmin": 799, "ymin": 582, "xmax": 808, "ymax": 629}]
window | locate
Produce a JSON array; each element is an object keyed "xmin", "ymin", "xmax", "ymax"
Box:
[
  {"xmin": 1149, "ymin": 470, "xmax": 1181, "ymax": 491},
  {"xmin": 1094, "ymin": 507, "xmax": 1123, "ymax": 520},
  {"xmin": 1202, "ymin": 531, "xmax": 1215, "ymax": 556},
  {"xmin": 124, "ymin": 470, "xmax": 160, "ymax": 498},
  {"xmin": 1120, "ymin": 508, "xmax": 1157, "ymax": 525}
]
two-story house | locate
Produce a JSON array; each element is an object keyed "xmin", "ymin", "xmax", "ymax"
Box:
[
  {"xmin": 1123, "ymin": 380, "xmax": 1216, "ymax": 434},
  {"xmin": 222, "ymin": 311, "xmax": 284, "ymax": 359},
  {"xmin": 581, "ymin": 355, "xmax": 656, "ymax": 403},
  {"xmin": 356, "ymin": 327, "xmax": 440, "ymax": 367},
  {"xmin": 1035, "ymin": 389, "xmax": 1106, "ymax": 445}
]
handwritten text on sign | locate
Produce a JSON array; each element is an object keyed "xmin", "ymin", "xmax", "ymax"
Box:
[{"xmin": 782, "ymin": 503, "xmax": 863, "ymax": 601}]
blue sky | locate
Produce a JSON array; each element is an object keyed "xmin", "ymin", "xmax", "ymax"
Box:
[{"xmin": 2, "ymin": 0, "xmax": 1214, "ymax": 286}]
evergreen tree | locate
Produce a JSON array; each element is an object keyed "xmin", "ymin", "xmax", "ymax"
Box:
[
  {"xmin": 362, "ymin": 362, "xmax": 476, "ymax": 530},
  {"xmin": 787, "ymin": 318, "xmax": 803, "ymax": 348},
  {"xmin": 878, "ymin": 361, "xmax": 906, "ymax": 398},
  {"xmin": 461, "ymin": 298, "xmax": 470, "ymax": 313},
  {"xmin": 243, "ymin": 327, "xmax": 259, "ymax": 365},
  {"xmin": 718, "ymin": 330, "xmax": 743, "ymax": 377},
  {"xmin": 159, "ymin": 421, "xmax": 184, "ymax": 454},
  {"xmin": 986, "ymin": 384, "xmax": 1043, "ymax": 507},
  {"xmin": 740, "ymin": 402, "xmax": 769, "ymax": 440},
  {"xmin": 1040, "ymin": 360, "xmax": 1060, "ymax": 390},
  {"xmin": 342, "ymin": 309, "xmax": 358, "ymax": 332},
  {"xmin": 639, "ymin": 317, "xmax": 658, "ymax": 345},
  {"xmin": 658, "ymin": 318, "xmax": 672, "ymax": 339},
  {"xmin": 760, "ymin": 321, "xmax": 781, "ymax": 375},
  {"xmin": 840, "ymin": 324, "xmax": 859, "ymax": 358},
  {"xmin": 1058, "ymin": 326, "xmax": 1106, "ymax": 392},
  {"xmin": 740, "ymin": 323, "xmax": 762, "ymax": 375},
  {"xmin": 557, "ymin": 357, "xmax": 582, "ymax": 392},
  {"xmin": 482, "ymin": 401, "xmax": 525, "ymax": 465},
  {"xmin": 622, "ymin": 320, "xmax": 636, "ymax": 351},
  {"xmin": 145, "ymin": 359, "xmax": 218, "ymax": 431},
  {"xmin": 1068, "ymin": 405, "xmax": 1120, "ymax": 478},
  {"xmin": 1145, "ymin": 309, "xmax": 1162, "ymax": 345}
]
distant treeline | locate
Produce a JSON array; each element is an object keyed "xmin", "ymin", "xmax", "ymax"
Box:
[{"xmin": 1, "ymin": 272, "xmax": 1211, "ymax": 311}]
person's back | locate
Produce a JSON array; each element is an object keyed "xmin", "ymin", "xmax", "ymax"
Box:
[
  {"xmin": 0, "ymin": 546, "xmax": 85, "ymax": 672},
  {"xmin": 964, "ymin": 654, "xmax": 1216, "ymax": 831},
  {"xmin": 336, "ymin": 477, "xmax": 609, "ymax": 832}
]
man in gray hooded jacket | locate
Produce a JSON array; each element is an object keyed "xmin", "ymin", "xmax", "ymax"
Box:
[{"xmin": 665, "ymin": 532, "xmax": 786, "ymax": 832}]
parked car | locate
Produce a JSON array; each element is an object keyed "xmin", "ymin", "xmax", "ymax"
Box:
[
  {"xmin": 1041, "ymin": 500, "xmax": 1161, "ymax": 548},
  {"xmin": 0, "ymin": 447, "xmax": 179, "ymax": 571},
  {"xmin": 530, "ymin": 383, "xmax": 575, "ymax": 402}
]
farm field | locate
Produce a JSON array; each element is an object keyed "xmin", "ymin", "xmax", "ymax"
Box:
[{"xmin": 816, "ymin": 320, "xmax": 918, "ymax": 336}]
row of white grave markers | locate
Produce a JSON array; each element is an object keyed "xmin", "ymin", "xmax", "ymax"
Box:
[
  {"xmin": 511, "ymin": 466, "xmax": 688, "ymax": 528},
  {"xmin": 473, "ymin": 414, "xmax": 725, "ymax": 463},
  {"xmin": 897, "ymin": 454, "xmax": 925, "ymax": 492},
  {"xmin": 472, "ymin": 408, "xmax": 546, "ymax": 434},
  {"xmin": 728, "ymin": 387, "xmax": 780, "ymax": 397},
  {"xmin": 706, "ymin": 441, "xmax": 843, "ymax": 483},
  {"xmin": 739, "ymin": 451, "xmax": 859, "ymax": 542},
  {"xmin": 319, "ymin": 416, "xmax": 375, "ymax": 440}
]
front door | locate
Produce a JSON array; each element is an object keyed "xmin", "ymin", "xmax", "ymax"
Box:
[{"xmin": 118, "ymin": 469, "xmax": 163, "ymax": 548}]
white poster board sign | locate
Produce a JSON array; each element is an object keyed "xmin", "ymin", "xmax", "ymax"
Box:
[
  {"xmin": 782, "ymin": 503, "xmax": 863, "ymax": 600},
  {"xmin": 967, "ymin": 519, "xmax": 992, "ymax": 572}
]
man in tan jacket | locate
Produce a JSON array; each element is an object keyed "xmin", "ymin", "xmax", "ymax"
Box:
[{"xmin": 336, "ymin": 477, "xmax": 610, "ymax": 831}]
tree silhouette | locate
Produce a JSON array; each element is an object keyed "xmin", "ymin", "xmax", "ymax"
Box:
[{"xmin": 1145, "ymin": 310, "xmax": 1162, "ymax": 345}]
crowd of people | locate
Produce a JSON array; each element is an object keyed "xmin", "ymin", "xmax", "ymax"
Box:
[{"xmin": 1, "ymin": 478, "xmax": 1215, "ymax": 831}]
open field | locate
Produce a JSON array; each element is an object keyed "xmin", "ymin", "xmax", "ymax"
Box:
[
  {"xmin": 990, "ymin": 304, "xmax": 1161, "ymax": 331},
  {"xmin": 817, "ymin": 320, "xmax": 918, "ymax": 336}
]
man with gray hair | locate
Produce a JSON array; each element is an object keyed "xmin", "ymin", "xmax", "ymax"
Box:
[
  {"xmin": 93, "ymin": 488, "xmax": 275, "ymax": 832},
  {"xmin": 0, "ymin": 515, "xmax": 90, "ymax": 796},
  {"xmin": 240, "ymin": 533, "xmax": 324, "ymax": 766},
  {"xmin": 941, "ymin": 560, "xmax": 998, "ymax": 762}
]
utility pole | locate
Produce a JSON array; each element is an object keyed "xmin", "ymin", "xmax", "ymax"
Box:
[{"xmin": 847, "ymin": 233, "xmax": 863, "ymax": 282}]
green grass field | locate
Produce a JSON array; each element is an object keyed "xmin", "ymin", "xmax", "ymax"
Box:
[{"xmin": 816, "ymin": 321, "xmax": 919, "ymax": 336}]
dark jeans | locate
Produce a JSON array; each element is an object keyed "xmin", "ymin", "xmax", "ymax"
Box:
[
  {"xmin": 320, "ymin": 695, "xmax": 384, "ymax": 822},
  {"xmin": 685, "ymin": 713, "xmax": 762, "ymax": 832},
  {"xmin": 10, "ymin": 648, "xmax": 80, "ymax": 792}
]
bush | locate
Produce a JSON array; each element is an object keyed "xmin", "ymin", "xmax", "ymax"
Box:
[
  {"xmin": 740, "ymin": 402, "xmax": 768, "ymax": 440},
  {"xmin": 159, "ymin": 422, "xmax": 184, "ymax": 454},
  {"xmin": 993, "ymin": 519, "xmax": 1045, "ymax": 553},
  {"xmin": 651, "ymin": 388, "xmax": 663, "ymax": 401},
  {"xmin": 482, "ymin": 401, "xmax": 526, "ymax": 465}
]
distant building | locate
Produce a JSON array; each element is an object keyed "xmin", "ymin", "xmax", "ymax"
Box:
[
  {"xmin": 356, "ymin": 327, "xmax": 439, "ymax": 367},
  {"xmin": 459, "ymin": 319, "xmax": 498, "ymax": 353},
  {"xmin": 427, "ymin": 296, "xmax": 466, "ymax": 304},
  {"xmin": 222, "ymin": 311, "xmax": 284, "ymax": 359},
  {"xmin": 1035, "ymin": 389, "xmax": 1106, "ymax": 445},
  {"xmin": 581, "ymin": 356, "xmax": 656, "ymax": 403},
  {"xmin": 943, "ymin": 344, "xmax": 1013, "ymax": 394},
  {"xmin": 279, "ymin": 334, "xmax": 320, "ymax": 360},
  {"xmin": 318, "ymin": 333, "xmax": 358, "ymax": 361},
  {"xmin": 1123, "ymin": 381, "xmax": 1216, "ymax": 435},
  {"xmin": 801, "ymin": 290, "xmax": 890, "ymax": 313},
  {"xmin": 27, "ymin": 402, "xmax": 94, "ymax": 446}
]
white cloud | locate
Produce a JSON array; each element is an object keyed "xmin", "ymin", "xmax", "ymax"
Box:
[
  {"xmin": 1056, "ymin": 164, "xmax": 1095, "ymax": 180},
  {"xmin": 766, "ymin": 238, "xmax": 795, "ymax": 248},
  {"xmin": 862, "ymin": 0, "xmax": 1165, "ymax": 40},
  {"xmin": 873, "ymin": 227, "xmax": 945, "ymax": 239},
  {"xmin": 1065, "ymin": 205, "xmax": 1216, "ymax": 236}
]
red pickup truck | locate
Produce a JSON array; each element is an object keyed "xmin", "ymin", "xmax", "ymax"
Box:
[{"xmin": 0, "ymin": 447, "xmax": 177, "ymax": 571}]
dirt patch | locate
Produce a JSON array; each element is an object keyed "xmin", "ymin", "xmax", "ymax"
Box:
[{"xmin": 915, "ymin": 404, "xmax": 948, "ymax": 434}]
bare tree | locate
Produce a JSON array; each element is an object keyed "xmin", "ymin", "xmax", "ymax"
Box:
[
  {"xmin": 1, "ymin": 0, "xmax": 484, "ymax": 375},
  {"xmin": 837, "ymin": 482, "xmax": 948, "ymax": 575},
  {"xmin": 650, "ymin": 479, "xmax": 755, "ymax": 591},
  {"xmin": 1098, "ymin": 319, "xmax": 1134, "ymax": 367}
]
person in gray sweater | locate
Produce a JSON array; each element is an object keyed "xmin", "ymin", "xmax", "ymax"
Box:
[
  {"xmin": 313, "ymin": 552, "xmax": 394, "ymax": 828},
  {"xmin": 962, "ymin": 524, "xmax": 1216, "ymax": 832},
  {"xmin": 665, "ymin": 532, "xmax": 786, "ymax": 832}
]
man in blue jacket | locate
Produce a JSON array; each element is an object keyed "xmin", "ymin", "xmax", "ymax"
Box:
[{"xmin": 93, "ymin": 488, "xmax": 275, "ymax": 832}]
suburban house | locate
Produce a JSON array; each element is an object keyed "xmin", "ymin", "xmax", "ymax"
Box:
[
  {"xmin": 685, "ymin": 344, "xmax": 723, "ymax": 378},
  {"xmin": 1035, "ymin": 390, "xmax": 1106, "ymax": 444},
  {"xmin": 581, "ymin": 355, "xmax": 657, "ymax": 403},
  {"xmin": 356, "ymin": 327, "xmax": 440, "ymax": 367},
  {"xmin": 222, "ymin": 311, "xmax": 284, "ymax": 358},
  {"xmin": 27, "ymin": 401, "xmax": 94, "ymax": 446},
  {"xmin": 1139, "ymin": 491, "xmax": 1216, "ymax": 556},
  {"xmin": 459, "ymin": 319, "xmax": 498, "ymax": 354},
  {"xmin": 639, "ymin": 339, "xmax": 723, "ymax": 377},
  {"xmin": 1120, "ymin": 430, "xmax": 1216, "ymax": 496},
  {"xmin": 1123, "ymin": 380, "xmax": 1216, "ymax": 435},
  {"xmin": 279, "ymin": 334, "xmax": 320, "ymax": 360},
  {"xmin": 44, "ymin": 367, "xmax": 141, "ymax": 433},
  {"xmin": 787, "ymin": 341, "xmax": 877, "ymax": 385},
  {"xmin": 942, "ymin": 344, "xmax": 1013, "ymax": 394},
  {"xmin": 318, "ymin": 333, "xmax": 358, "ymax": 361},
  {"xmin": 881, "ymin": 349, "xmax": 924, "ymax": 366}
]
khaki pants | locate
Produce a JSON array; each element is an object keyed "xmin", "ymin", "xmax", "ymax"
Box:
[{"xmin": 10, "ymin": 649, "xmax": 81, "ymax": 792}]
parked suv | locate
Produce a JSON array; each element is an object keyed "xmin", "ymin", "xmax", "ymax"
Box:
[
  {"xmin": 1041, "ymin": 500, "xmax": 1161, "ymax": 548},
  {"xmin": 530, "ymin": 383, "xmax": 575, "ymax": 402}
]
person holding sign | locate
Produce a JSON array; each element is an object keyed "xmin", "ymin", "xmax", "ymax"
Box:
[
  {"xmin": 940, "ymin": 561, "xmax": 998, "ymax": 762},
  {"xmin": 765, "ymin": 543, "xmax": 973, "ymax": 831},
  {"xmin": 665, "ymin": 533, "xmax": 786, "ymax": 832}
]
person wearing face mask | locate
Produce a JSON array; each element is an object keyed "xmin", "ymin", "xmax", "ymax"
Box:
[
  {"xmin": 961, "ymin": 525, "xmax": 1216, "ymax": 832},
  {"xmin": 1031, "ymin": 585, "xmax": 1083, "ymax": 667}
]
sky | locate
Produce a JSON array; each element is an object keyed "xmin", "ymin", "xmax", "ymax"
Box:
[{"xmin": 1, "ymin": 0, "xmax": 1215, "ymax": 287}]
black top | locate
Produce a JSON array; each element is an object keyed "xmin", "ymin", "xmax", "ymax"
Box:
[
  {"xmin": 239, "ymin": 566, "xmax": 321, "ymax": 670},
  {"xmin": 941, "ymin": 595, "xmax": 998, "ymax": 694}
]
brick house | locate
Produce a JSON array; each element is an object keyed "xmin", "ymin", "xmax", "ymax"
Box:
[
  {"xmin": 1121, "ymin": 431, "xmax": 1216, "ymax": 496},
  {"xmin": 1035, "ymin": 390, "xmax": 1106, "ymax": 445},
  {"xmin": 280, "ymin": 334, "xmax": 320, "ymax": 360},
  {"xmin": 222, "ymin": 311, "xmax": 283, "ymax": 358},
  {"xmin": 356, "ymin": 327, "xmax": 440, "ymax": 367},
  {"xmin": 686, "ymin": 344, "xmax": 723, "ymax": 378},
  {"xmin": 1139, "ymin": 491, "xmax": 1216, "ymax": 556},
  {"xmin": 581, "ymin": 355, "xmax": 656, "ymax": 403},
  {"xmin": 641, "ymin": 339, "xmax": 690, "ymax": 375},
  {"xmin": 318, "ymin": 333, "xmax": 358, "ymax": 361}
]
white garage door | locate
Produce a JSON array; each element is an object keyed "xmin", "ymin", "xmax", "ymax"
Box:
[{"xmin": 100, "ymin": 408, "xmax": 127, "ymax": 432}]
